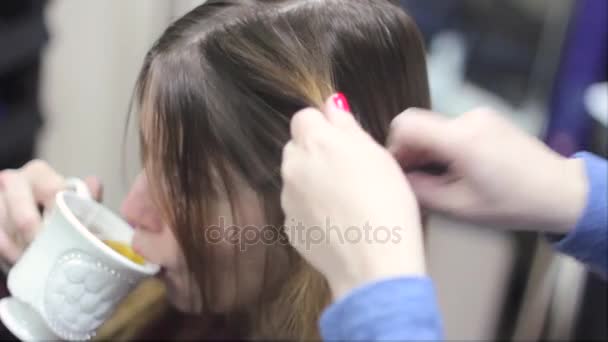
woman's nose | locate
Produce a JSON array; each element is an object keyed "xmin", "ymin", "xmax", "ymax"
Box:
[
  {"xmin": 121, "ymin": 198, "xmax": 163, "ymax": 233},
  {"xmin": 121, "ymin": 178, "xmax": 163, "ymax": 233}
]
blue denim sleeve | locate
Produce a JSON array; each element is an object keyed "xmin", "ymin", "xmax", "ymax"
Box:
[
  {"xmin": 319, "ymin": 277, "xmax": 443, "ymax": 341},
  {"xmin": 551, "ymin": 152, "xmax": 608, "ymax": 276}
]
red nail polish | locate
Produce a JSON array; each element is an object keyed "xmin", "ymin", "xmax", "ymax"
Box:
[{"xmin": 332, "ymin": 93, "xmax": 351, "ymax": 112}]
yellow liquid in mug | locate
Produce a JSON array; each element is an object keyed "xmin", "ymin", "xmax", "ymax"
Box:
[{"xmin": 103, "ymin": 240, "xmax": 146, "ymax": 265}]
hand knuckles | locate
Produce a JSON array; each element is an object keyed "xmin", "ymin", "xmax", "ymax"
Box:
[
  {"xmin": 281, "ymin": 141, "xmax": 295, "ymax": 158},
  {"xmin": 24, "ymin": 159, "xmax": 50, "ymax": 174},
  {"xmin": 280, "ymin": 156, "xmax": 300, "ymax": 183},
  {"xmin": 389, "ymin": 112, "xmax": 408, "ymax": 132},
  {"xmin": 0, "ymin": 170, "xmax": 18, "ymax": 187},
  {"xmin": 280, "ymin": 159, "xmax": 293, "ymax": 181},
  {"xmin": 0, "ymin": 169, "xmax": 17, "ymax": 179},
  {"xmin": 290, "ymin": 110, "xmax": 306, "ymax": 130},
  {"xmin": 454, "ymin": 113, "xmax": 491, "ymax": 144},
  {"xmin": 291, "ymin": 108, "xmax": 319, "ymax": 130},
  {"xmin": 279, "ymin": 188, "xmax": 292, "ymax": 212},
  {"xmin": 464, "ymin": 107, "xmax": 500, "ymax": 125}
]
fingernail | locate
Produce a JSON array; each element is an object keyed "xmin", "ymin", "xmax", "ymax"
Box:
[{"xmin": 331, "ymin": 93, "xmax": 351, "ymax": 112}]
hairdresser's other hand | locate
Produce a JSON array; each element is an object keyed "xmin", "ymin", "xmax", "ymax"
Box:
[
  {"xmin": 387, "ymin": 107, "xmax": 587, "ymax": 234},
  {"xmin": 0, "ymin": 160, "xmax": 102, "ymax": 265},
  {"xmin": 281, "ymin": 95, "xmax": 426, "ymax": 300}
]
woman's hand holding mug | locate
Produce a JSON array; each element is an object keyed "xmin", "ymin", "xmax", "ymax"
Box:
[{"xmin": 0, "ymin": 160, "xmax": 102, "ymax": 266}]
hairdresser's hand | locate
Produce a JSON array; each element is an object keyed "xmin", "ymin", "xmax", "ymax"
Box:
[
  {"xmin": 387, "ymin": 107, "xmax": 587, "ymax": 234},
  {"xmin": 0, "ymin": 160, "xmax": 102, "ymax": 265},
  {"xmin": 281, "ymin": 95, "xmax": 426, "ymax": 300}
]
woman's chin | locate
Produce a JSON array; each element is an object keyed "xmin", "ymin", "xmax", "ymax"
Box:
[{"xmin": 159, "ymin": 272, "xmax": 203, "ymax": 314}]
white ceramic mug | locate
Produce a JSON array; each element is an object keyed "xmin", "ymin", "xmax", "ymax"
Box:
[{"xmin": 0, "ymin": 179, "xmax": 159, "ymax": 341}]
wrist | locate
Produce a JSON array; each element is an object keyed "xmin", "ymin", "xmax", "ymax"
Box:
[
  {"xmin": 324, "ymin": 219, "xmax": 427, "ymax": 301},
  {"xmin": 329, "ymin": 255, "xmax": 427, "ymax": 301},
  {"xmin": 541, "ymin": 158, "xmax": 587, "ymax": 234}
]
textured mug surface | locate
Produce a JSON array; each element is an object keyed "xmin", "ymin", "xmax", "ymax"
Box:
[{"xmin": 43, "ymin": 250, "xmax": 136, "ymax": 340}]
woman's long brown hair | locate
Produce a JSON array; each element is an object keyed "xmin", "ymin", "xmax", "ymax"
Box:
[{"xmin": 133, "ymin": 0, "xmax": 430, "ymax": 339}]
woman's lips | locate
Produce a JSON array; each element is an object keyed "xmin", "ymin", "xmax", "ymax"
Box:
[
  {"xmin": 131, "ymin": 235, "xmax": 150, "ymax": 260},
  {"xmin": 131, "ymin": 240, "xmax": 166, "ymax": 278},
  {"xmin": 132, "ymin": 243, "xmax": 143, "ymax": 256},
  {"xmin": 132, "ymin": 242, "xmax": 156, "ymax": 267}
]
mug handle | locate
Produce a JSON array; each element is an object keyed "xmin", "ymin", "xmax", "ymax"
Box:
[{"xmin": 64, "ymin": 178, "xmax": 92, "ymax": 200}]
